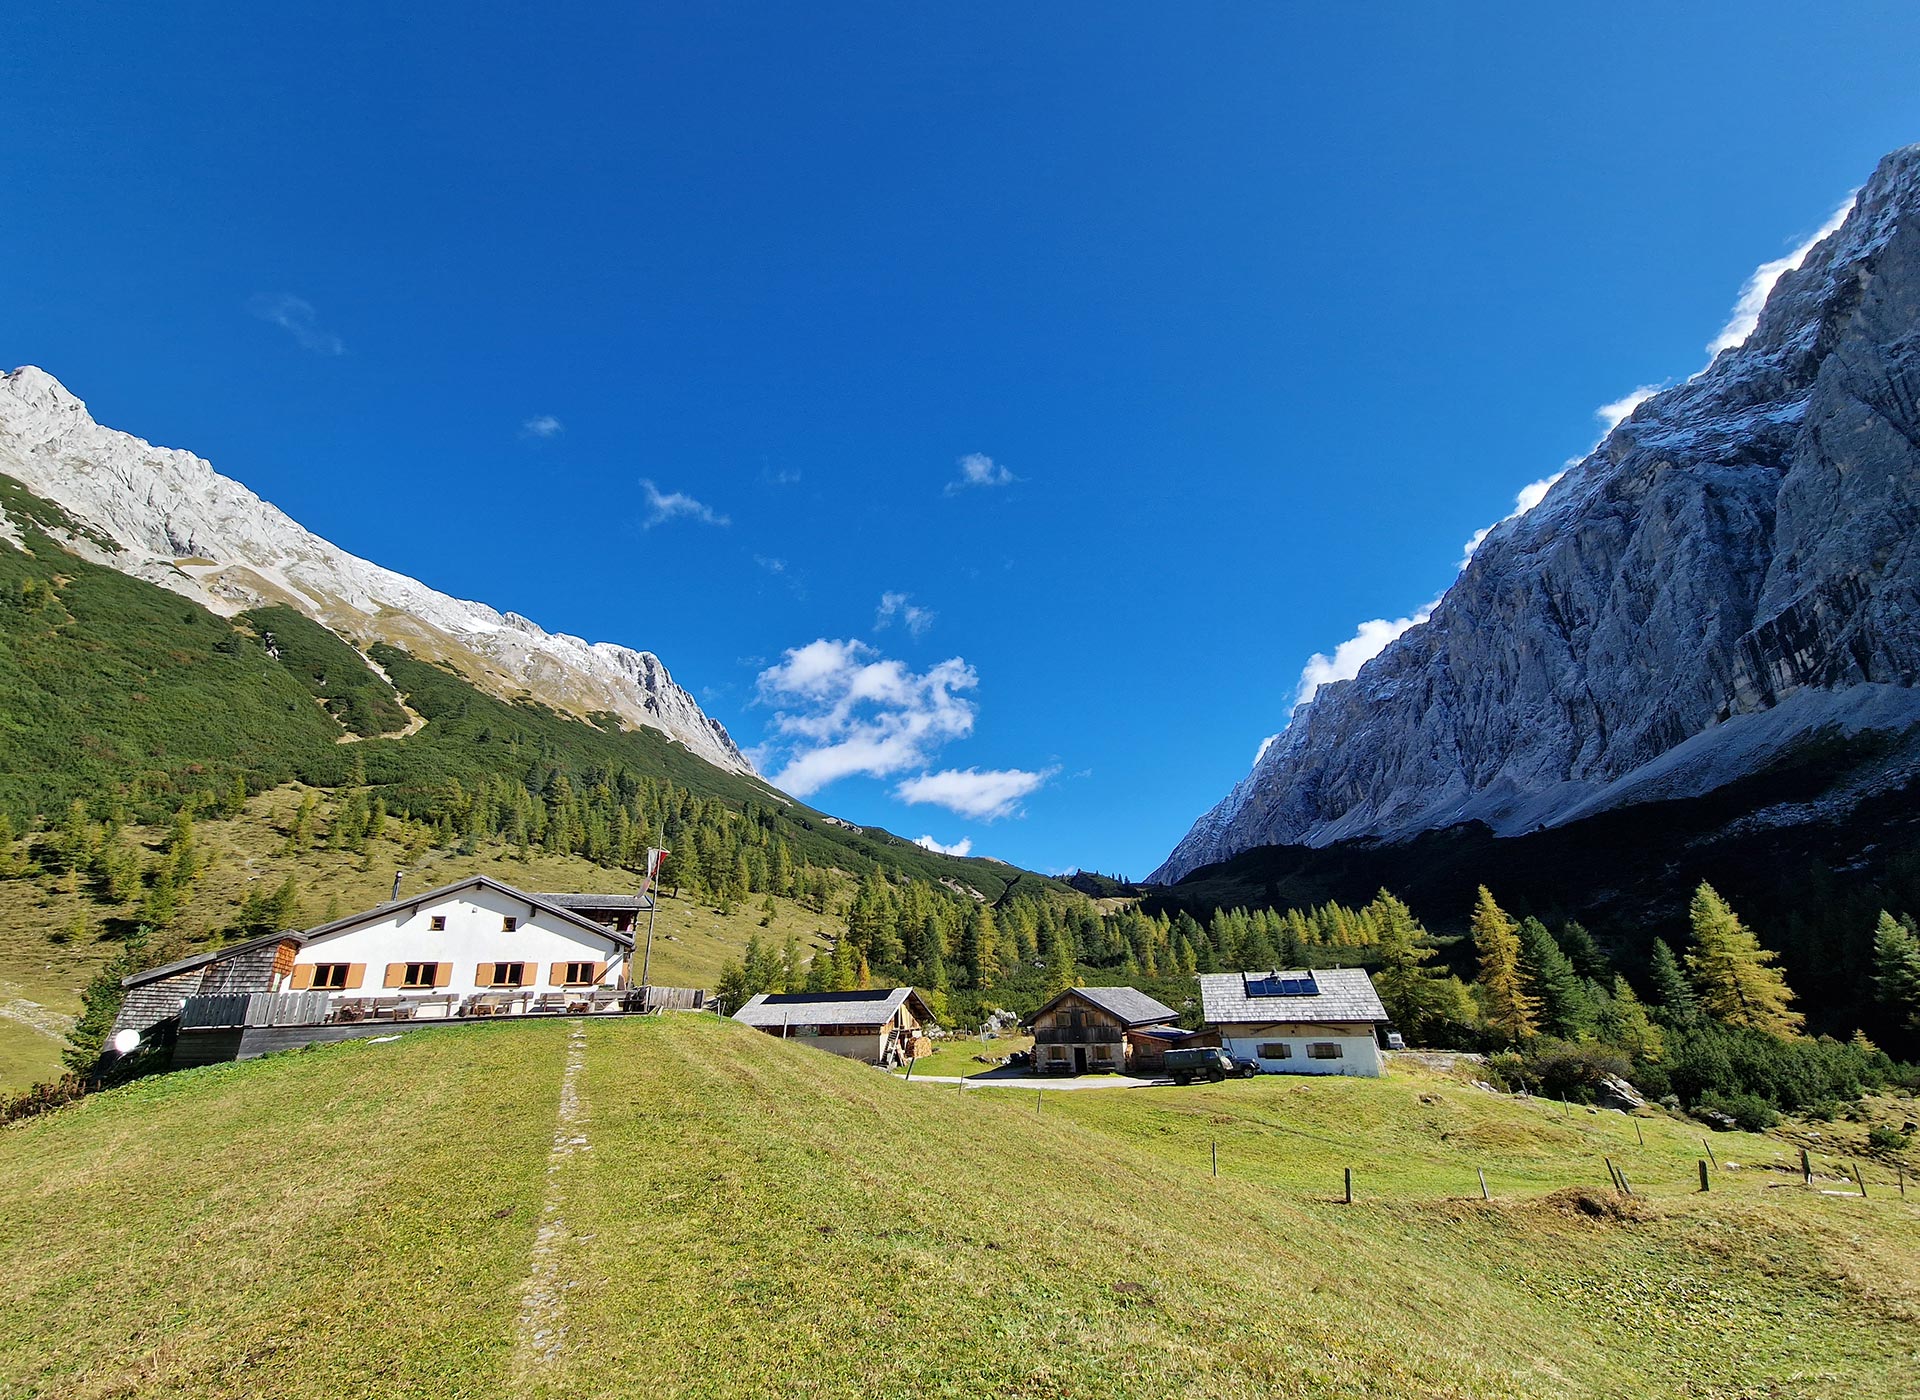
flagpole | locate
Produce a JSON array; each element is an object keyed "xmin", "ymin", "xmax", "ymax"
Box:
[{"xmin": 638, "ymin": 846, "xmax": 668, "ymax": 1011}]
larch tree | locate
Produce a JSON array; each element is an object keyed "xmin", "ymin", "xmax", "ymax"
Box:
[
  {"xmin": 1365, "ymin": 889, "xmax": 1454, "ymax": 1041},
  {"xmin": 1684, "ymin": 883, "xmax": 1803, "ymax": 1036},
  {"xmin": 1471, "ymin": 886, "xmax": 1540, "ymax": 1042}
]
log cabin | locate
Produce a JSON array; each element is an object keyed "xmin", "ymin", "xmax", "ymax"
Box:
[{"xmin": 1026, "ymin": 986, "xmax": 1181, "ymax": 1075}]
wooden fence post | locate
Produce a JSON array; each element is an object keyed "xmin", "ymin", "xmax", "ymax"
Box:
[
  {"xmin": 1212, "ymin": 1140, "xmax": 1218, "ymax": 1178},
  {"xmin": 1633, "ymin": 1118, "xmax": 1645, "ymax": 1148},
  {"xmin": 1854, "ymin": 1163, "xmax": 1868, "ymax": 1199},
  {"xmin": 1344, "ymin": 1167, "xmax": 1353, "ymax": 1204},
  {"xmin": 1702, "ymin": 1138, "xmax": 1716, "ymax": 1168},
  {"xmin": 1899, "ymin": 1164, "xmax": 1906, "ymax": 1197},
  {"xmin": 1698, "ymin": 1160, "xmax": 1709, "ymax": 1192},
  {"xmin": 1801, "ymin": 1147, "xmax": 1813, "ymax": 1186},
  {"xmin": 1478, "ymin": 1168, "xmax": 1490, "ymax": 1201},
  {"xmin": 1605, "ymin": 1156, "xmax": 1621, "ymax": 1193}
]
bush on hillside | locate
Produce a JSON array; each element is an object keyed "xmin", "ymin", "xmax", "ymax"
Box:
[
  {"xmin": 1483, "ymin": 1039, "xmax": 1632, "ymax": 1102},
  {"xmin": 1695, "ymin": 1090, "xmax": 1779, "ymax": 1132}
]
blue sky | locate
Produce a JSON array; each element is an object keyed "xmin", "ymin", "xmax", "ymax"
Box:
[{"xmin": 5, "ymin": 4, "xmax": 1920, "ymax": 877}]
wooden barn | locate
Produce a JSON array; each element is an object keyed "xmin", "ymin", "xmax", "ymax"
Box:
[
  {"xmin": 732, "ymin": 988, "xmax": 935, "ymax": 1066},
  {"xmin": 1026, "ymin": 986, "xmax": 1183, "ymax": 1075}
]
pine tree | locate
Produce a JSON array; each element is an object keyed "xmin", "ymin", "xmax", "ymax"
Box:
[
  {"xmin": 1684, "ymin": 883, "xmax": 1803, "ymax": 1036},
  {"xmin": 1870, "ymin": 911, "xmax": 1920, "ymax": 1032},
  {"xmin": 1471, "ymin": 886, "xmax": 1539, "ymax": 1042},
  {"xmin": 267, "ymin": 875, "xmax": 302, "ymax": 932},
  {"xmin": 1646, "ymin": 937, "xmax": 1697, "ymax": 1023},
  {"xmin": 780, "ymin": 930, "xmax": 802, "ymax": 992},
  {"xmin": 1517, "ymin": 916, "xmax": 1593, "ymax": 1040},
  {"xmin": 1553, "ymin": 920, "xmax": 1611, "ymax": 981}
]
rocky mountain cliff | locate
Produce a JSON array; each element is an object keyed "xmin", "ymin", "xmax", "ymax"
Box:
[
  {"xmin": 1156, "ymin": 143, "xmax": 1920, "ymax": 884},
  {"xmin": 0, "ymin": 367, "xmax": 753, "ymax": 775}
]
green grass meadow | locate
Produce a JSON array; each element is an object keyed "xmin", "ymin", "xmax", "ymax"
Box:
[{"xmin": 2, "ymin": 1015, "xmax": 1916, "ymax": 1399}]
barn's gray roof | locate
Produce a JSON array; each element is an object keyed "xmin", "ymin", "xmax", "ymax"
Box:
[
  {"xmin": 119, "ymin": 929, "xmax": 293, "ymax": 989},
  {"xmin": 1197, "ymin": 968, "xmax": 1388, "ymax": 1025},
  {"xmin": 733, "ymin": 987, "xmax": 934, "ymax": 1029},
  {"xmin": 1028, "ymin": 985, "xmax": 1179, "ymax": 1028}
]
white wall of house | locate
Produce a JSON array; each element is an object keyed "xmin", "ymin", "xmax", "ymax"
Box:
[
  {"xmin": 783, "ymin": 1027, "xmax": 887, "ymax": 1061},
  {"xmin": 281, "ymin": 885, "xmax": 626, "ymax": 1004},
  {"xmin": 1218, "ymin": 1026, "xmax": 1383, "ymax": 1077}
]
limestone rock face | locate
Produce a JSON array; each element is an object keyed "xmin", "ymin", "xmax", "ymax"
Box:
[
  {"xmin": 0, "ymin": 366, "xmax": 754, "ymax": 776},
  {"xmin": 1155, "ymin": 144, "xmax": 1920, "ymax": 884}
]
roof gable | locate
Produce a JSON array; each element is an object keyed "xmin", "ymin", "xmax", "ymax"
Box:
[
  {"xmin": 1197, "ymin": 967, "xmax": 1388, "ymax": 1025},
  {"xmin": 733, "ymin": 987, "xmax": 934, "ymax": 1028},
  {"xmin": 123, "ymin": 874, "xmax": 632, "ymax": 988},
  {"xmin": 1029, "ymin": 985, "xmax": 1179, "ymax": 1028},
  {"xmin": 297, "ymin": 875, "xmax": 634, "ymax": 951}
]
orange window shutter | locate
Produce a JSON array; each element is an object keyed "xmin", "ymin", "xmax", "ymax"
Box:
[
  {"xmin": 433, "ymin": 963, "xmax": 452, "ymax": 988},
  {"xmin": 384, "ymin": 963, "xmax": 406, "ymax": 988},
  {"xmin": 476, "ymin": 962, "xmax": 493, "ymax": 986},
  {"xmin": 289, "ymin": 964, "xmax": 315, "ymax": 991},
  {"xmin": 344, "ymin": 964, "xmax": 366, "ymax": 990},
  {"xmin": 550, "ymin": 961, "xmax": 567, "ymax": 986}
]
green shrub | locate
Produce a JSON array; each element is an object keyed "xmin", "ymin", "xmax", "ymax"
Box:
[
  {"xmin": 1697, "ymin": 1090, "xmax": 1779, "ymax": 1132},
  {"xmin": 1866, "ymin": 1124, "xmax": 1912, "ymax": 1153}
]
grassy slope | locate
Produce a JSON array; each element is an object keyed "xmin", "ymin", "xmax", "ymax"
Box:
[
  {"xmin": 0, "ymin": 788, "xmax": 840, "ymax": 1091},
  {"xmin": 3, "ymin": 1016, "xmax": 1916, "ymax": 1399}
]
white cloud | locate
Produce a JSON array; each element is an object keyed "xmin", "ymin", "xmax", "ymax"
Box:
[
  {"xmin": 754, "ymin": 555, "xmax": 787, "ymax": 574},
  {"xmin": 1595, "ymin": 386, "xmax": 1658, "ymax": 435},
  {"xmin": 247, "ymin": 293, "xmax": 344, "ymax": 355},
  {"xmin": 1708, "ymin": 196, "xmax": 1856, "ymax": 358},
  {"xmin": 640, "ymin": 478, "xmax": 729, "ymax": 529},
  {"xmin": 894, "ymin": 766, "xmax": 1053, "ymax": 821},
  {"xmin": 945, "ymin": 451, "xmax": 1016, "ymax": 495},
  {"xmin": 521, "ymin": 414, "xmax": 564, "ymax": 439},
  {"xmin": 754, "ymin": 639, "xmax": 979, "ymax": 796},
  {"xmin": 875, "ymin": 590, "xmax": 935, "ymax": 638},
  {"xmin": 913, "ymin": 834, "xmax": 973, "ymax": 857},
  {"xmin": 1294, "ymin": 600, "xmax": 1438, "ymax": 709}
]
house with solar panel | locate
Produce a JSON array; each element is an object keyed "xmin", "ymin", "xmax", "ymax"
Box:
[
  {"xmin": 1196, "ymin": 969, "xmax": 1390, "ymax": 1076},
  {"xmin": 1025, "ymin": 986, "xmax": 1186, "ymax": 1075},
  {"xmin": 731, "ymin": 988, "xmax": 936, "ymax": 1066}
]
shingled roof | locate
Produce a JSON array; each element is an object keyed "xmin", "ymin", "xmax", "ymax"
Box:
[
  {"xmin": 1028, "ymin": 985, "xmax": 1179, "ymax": 1028},
  {"xmin": 1197, "ymin": 968, "xmax": 1388, "ymax": 1025},
  {"xmin": 733, "ymin": 987, "xmax": 934, "ymax": 1029}
]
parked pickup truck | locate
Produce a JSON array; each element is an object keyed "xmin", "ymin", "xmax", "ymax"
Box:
[{"xmin": 1164, "ymin": 1047, "xmax": 1256, "ymax": 1085}]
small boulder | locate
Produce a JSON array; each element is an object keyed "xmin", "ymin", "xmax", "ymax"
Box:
[{"xmin": 1595, "ymin": 1074, "xmax": 1646, "ymax": 1112}]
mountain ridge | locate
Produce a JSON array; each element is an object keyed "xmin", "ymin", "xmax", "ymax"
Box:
[
  {"xmin": 1155, "ymin": 142, "xmax": 1920, "ymax": 883},
  {"xmin": 0, "ymin": 365, "xmax": 753, "ymax": 776}
]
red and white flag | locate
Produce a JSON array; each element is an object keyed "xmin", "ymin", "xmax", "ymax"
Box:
[{"xmin": 640, "ymin": 846, "xmax": 670, "ymax": 899}]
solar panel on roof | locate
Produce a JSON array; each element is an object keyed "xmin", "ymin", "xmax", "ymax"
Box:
[{"xmin": 1242, "ymin": 972, "xmax": 1319, "ymax": 998}]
